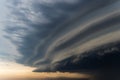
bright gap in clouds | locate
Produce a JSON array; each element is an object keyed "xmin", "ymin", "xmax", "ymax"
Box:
[
  {"xmin": 0, "ymin": 61, "xmax": 89, "ymax": 79},
  {"xmin": 0, "ymin": 61, "xmax": 34, "ymax": 79}
]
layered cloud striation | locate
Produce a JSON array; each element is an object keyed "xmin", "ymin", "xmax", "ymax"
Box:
[{"xmin": 4, "ymin": 0, "xmax": 120, "ymax": 73}]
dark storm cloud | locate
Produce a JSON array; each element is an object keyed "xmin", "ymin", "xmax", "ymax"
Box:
[
  {"xmin": 41, "ymin": 42, "xmax": 120, "ymax": 73},
  {"xmin": 4, "ymin": 0, "xmax": 120, "ymax": 73}
]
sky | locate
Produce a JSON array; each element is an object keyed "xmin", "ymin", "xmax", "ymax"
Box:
[
  {"xmin": 0, "ymin": 0, "xmax": 120, "ymax": 80},
  {"xmin": 0, "ymin": 0, "xmax": 89, "ymax": 79}
]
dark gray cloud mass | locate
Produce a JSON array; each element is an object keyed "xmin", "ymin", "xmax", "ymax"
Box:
[{"xmin": 4, "ymin": 0, "xmax": 120, "ymax": 73}]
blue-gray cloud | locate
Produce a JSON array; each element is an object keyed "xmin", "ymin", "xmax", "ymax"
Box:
[{"xmin": 4, "ymin": 0, "xmax": 120, "ymax": 73}]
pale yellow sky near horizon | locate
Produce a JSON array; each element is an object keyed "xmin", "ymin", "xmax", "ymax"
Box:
[{"xmin": 0, "ymin": 61, "xmax": 89, "ymax": 80}]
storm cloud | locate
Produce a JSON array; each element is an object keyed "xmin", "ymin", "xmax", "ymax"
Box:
[{"xmin": 4, "ymin": 0, "xmax": 120, "ymax": 73}]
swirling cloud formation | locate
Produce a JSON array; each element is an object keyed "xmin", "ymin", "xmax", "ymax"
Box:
[{"xmin": 4, "ymin": 0, "xmax": 120, "ymax": 73}]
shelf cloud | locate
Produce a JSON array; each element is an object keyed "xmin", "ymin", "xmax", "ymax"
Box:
[{"xmin": 4, "ymin": 0, "xmax": 120, "ymax": 73}]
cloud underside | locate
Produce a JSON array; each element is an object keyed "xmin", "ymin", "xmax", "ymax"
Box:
[
  {"xmin": 4, "ymin": 0, "xmax": 120, "ymax": 73},
  {"xmin": 33, "ymin": 42, "xmax": 120, "ymax": 73}
]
